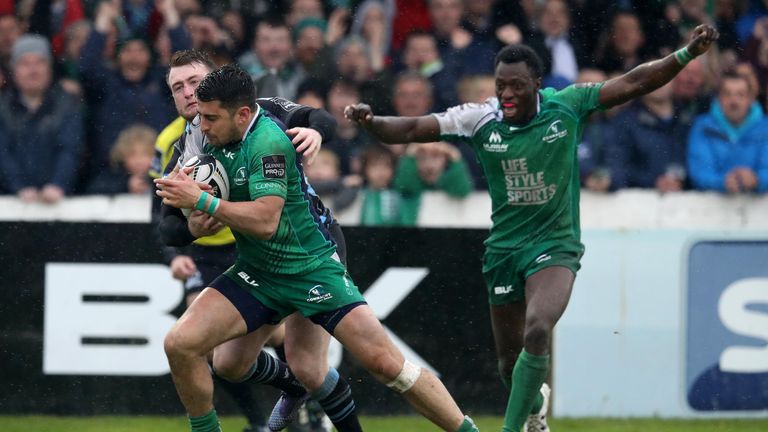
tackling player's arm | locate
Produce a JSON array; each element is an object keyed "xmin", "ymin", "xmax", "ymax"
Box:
[
  {"xmin": 158, "ymin": 202, "xmax": 197, "ymax": 246},
  {"xmin": 599, "ymin": 24, "xmax": 718, "ymax": 108},
  {"xmin": 344, "ymin": 103, "xmax": 441, "ymax": 144},
  {"xmin": 259, "ymin": 97, "xmax": 337, "ymax": 161},
  {"xmin": 258, "ymin": 97, "xmax": 337, "ymax": 142}
]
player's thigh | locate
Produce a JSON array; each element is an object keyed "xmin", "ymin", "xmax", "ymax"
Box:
[
  {"xmin": 333, "ymin": 305, "xmax": 403, "ymax": 381},
  {"xmin": 213, "ymin": 323, "xmax": 279, "ymax": 379},
  {"xmin": 524, "ymin": 265, "xmax": 575, "ymax": 327},
  {"xmin": 284, "ymin": 313, "xmax": 331, "ymax": 388},
  {"xmin": 168, "ymin": 287, "xmax": 248, "ymax": 354}
]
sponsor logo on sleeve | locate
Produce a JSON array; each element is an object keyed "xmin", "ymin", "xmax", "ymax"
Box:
[
  {"xmin": 269, "ymin": 97, "xmax": 300, "ymax": 112},
  {"xmin": 262, "ymin": 155, "xmax": 286, "ymax": 179}
]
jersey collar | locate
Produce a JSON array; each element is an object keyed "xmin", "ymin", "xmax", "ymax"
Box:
[{"xmin": 242, "ymin": 104, "xmax": 261, "ymax": 141}]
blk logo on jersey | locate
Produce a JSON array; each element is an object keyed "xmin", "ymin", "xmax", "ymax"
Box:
[
  {"xmin": 685, "ymin": 241, "xmax": 768, "ymax": 411},
  {"xmin": 262, "ymin": 155, "xmax": 286, "ymax": 179},
  {"xmin": 542, "ymin": 120, "xmax": 568, "ymax": 143}
]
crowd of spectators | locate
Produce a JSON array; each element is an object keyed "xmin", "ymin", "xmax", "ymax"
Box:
[{"xmin": 1, "ymin": 0, "xmax": 768, "ymax": 226}]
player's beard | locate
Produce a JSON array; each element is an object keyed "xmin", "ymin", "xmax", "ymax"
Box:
[{"xmin": 209, "ymin": 122, "xmax": 242, "ymax": 147}]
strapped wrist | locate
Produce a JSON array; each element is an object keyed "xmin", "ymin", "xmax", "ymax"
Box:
[
  {"xmin": 674, "ymin": 47, "xmax": 695, "ymax": 66},
  {"xmin": 195, "ymin": 191, "xmax": 210, "ymax": 211},
  {"xmin": 206, "ymin": 197, "xmax": 220, "ymax": 216}
]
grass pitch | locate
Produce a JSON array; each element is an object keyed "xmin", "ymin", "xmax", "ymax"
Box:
[{"xmin": 1, "ymin": 416, "xmax": 768, "ymax": 431}]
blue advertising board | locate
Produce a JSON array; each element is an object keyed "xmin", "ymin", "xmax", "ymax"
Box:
[{"xmin": 686, "ymin": 241, "xmax": 768, "ymax": 411}]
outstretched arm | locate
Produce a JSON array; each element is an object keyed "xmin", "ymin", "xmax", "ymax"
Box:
[
  {"xmin": 344, "ymin": 103, "xmax": 441, "ymax": 144},
  {"xmin": 599, "ymin": 25, "xmax": 718, "ymax": 108}
]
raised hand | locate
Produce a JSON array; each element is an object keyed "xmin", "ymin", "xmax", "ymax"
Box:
[
  {"xmin": 343, "ymin": 103, "xmax": 374, "ymax": 125},
  {"xmin": 687, "ymin": 24, "xmax": 719, "ymax": 57},
  {"xmin": 95, "ymin": 0, "xmax": 120, "ymax": 33}
]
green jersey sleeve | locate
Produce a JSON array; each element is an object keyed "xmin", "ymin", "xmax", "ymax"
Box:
[
  {"xmin": 545, "ymin": 82, "xmax": 605, "ymax": 118},
  {"xmin": 244, "ymin": 122, "xmax": 294, "ymax": 200}
]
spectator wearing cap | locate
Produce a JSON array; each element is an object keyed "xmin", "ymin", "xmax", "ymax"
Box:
[
  {"xmin": 79, "ymin": 0, "xmax": 189, "ymax": 185},
  {"xmin": 350, "ymin": 0, "xmax": 395, "ymax": 72},
  {"xmin": 688, "ymin": 72, "xmax": 768, "ymax": 194},
  {"xmin": 0, "ymin": 35, "xmax": 84, "ymax": 202}
]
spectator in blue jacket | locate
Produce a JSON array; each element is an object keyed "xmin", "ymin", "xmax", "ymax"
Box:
[
  {"xmin": 608, "ymin": 82, "xmax": 693, "ymax": 192},
  {"xmin": 0, "ymin": 35, "xmax": 84, "ymax": 202},
  {"xmin": 688, "ymin": 72, "xmax": 768, "ymax": 193},
  {"xmin": 79, "ymin": 0, "xmax": 188, "ymax": 181}
]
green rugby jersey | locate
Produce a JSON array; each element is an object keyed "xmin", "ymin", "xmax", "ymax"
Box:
[
  {"xmin": 203, "ymin": 106, "xmax": 335, "ymax": 275},
  {"xmin": 434, "ymin": 84, "xmax": 604, "ymax": 252}
]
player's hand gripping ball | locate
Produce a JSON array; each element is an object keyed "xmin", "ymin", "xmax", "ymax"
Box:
[{"xmin": 181, "ymin": 154, "xmax": 230, "ymax": 217}]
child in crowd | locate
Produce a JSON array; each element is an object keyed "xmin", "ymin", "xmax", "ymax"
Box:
[
  {"xmin": 393, "ymin": 142, "xmax": 473, "ymax": 221},
  {"xmin": 303, "ymin": 148, "xmax": 362, "ymax": 212},
  {"xmin": 358, "ymin": 144, "xmax": 410, "ymax": 226},
  {"xmin": 86, "ymin": 124, "xmax": 156, "ymax": 194}
]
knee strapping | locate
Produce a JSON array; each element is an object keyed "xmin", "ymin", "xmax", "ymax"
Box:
[{"xmin": 386, "ymin": 360, "xmax": 421, "ymax": 393}]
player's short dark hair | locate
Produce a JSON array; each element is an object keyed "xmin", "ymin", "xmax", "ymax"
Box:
[
  {"xmin": 169, "ymin": 49, "xmax": 217, "ymax": 71},
  {"xmin": 494, "ymin": 44, "xmax": 544, "ymax": 79},
  {"xmin": 196, "ymin": 64, "xmax": 256, "ymax": 112}
]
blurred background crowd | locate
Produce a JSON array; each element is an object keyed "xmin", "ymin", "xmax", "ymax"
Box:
[{"xmin": 1, "ymin": 0, "xmax": 768, "ymax": 226}]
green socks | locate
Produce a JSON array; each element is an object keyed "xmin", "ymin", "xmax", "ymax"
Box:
[
  {"xmin": 498, "ymin": 360, "xmax": 544, "ymax": 414},
  {"xmin": 502, "ymin": 350, "xmax": 549, "ymax": 432},
  {"xmin": 189, "ymin": 409, "xmax": 221, "ymax": 432},
  {"xmin": 457, "ymin": 415, "xmax": 480, "ymax": 432}
]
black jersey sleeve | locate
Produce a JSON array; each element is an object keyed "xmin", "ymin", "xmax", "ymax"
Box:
[
  {"xmin": 257, "ymin": 97, "xmax": 337, "ymax": 143},
  {"xmin": 159, "ymin": 203, "xmax": 197, "ymax": 247}
]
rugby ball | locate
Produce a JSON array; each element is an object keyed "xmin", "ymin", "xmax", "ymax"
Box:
[{"xmin": 181, "ymin": 154, "xmax": 230, "ymax": 216}]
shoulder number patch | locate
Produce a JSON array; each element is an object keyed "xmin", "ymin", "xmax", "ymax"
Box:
[{"xmin": 262, "ymin": 155, "xmax": 286, "ymax": 179}]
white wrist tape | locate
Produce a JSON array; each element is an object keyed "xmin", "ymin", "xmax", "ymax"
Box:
[{"xmin": 386, "ymin": 359, "xmax": 422, "ymax": 393}]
